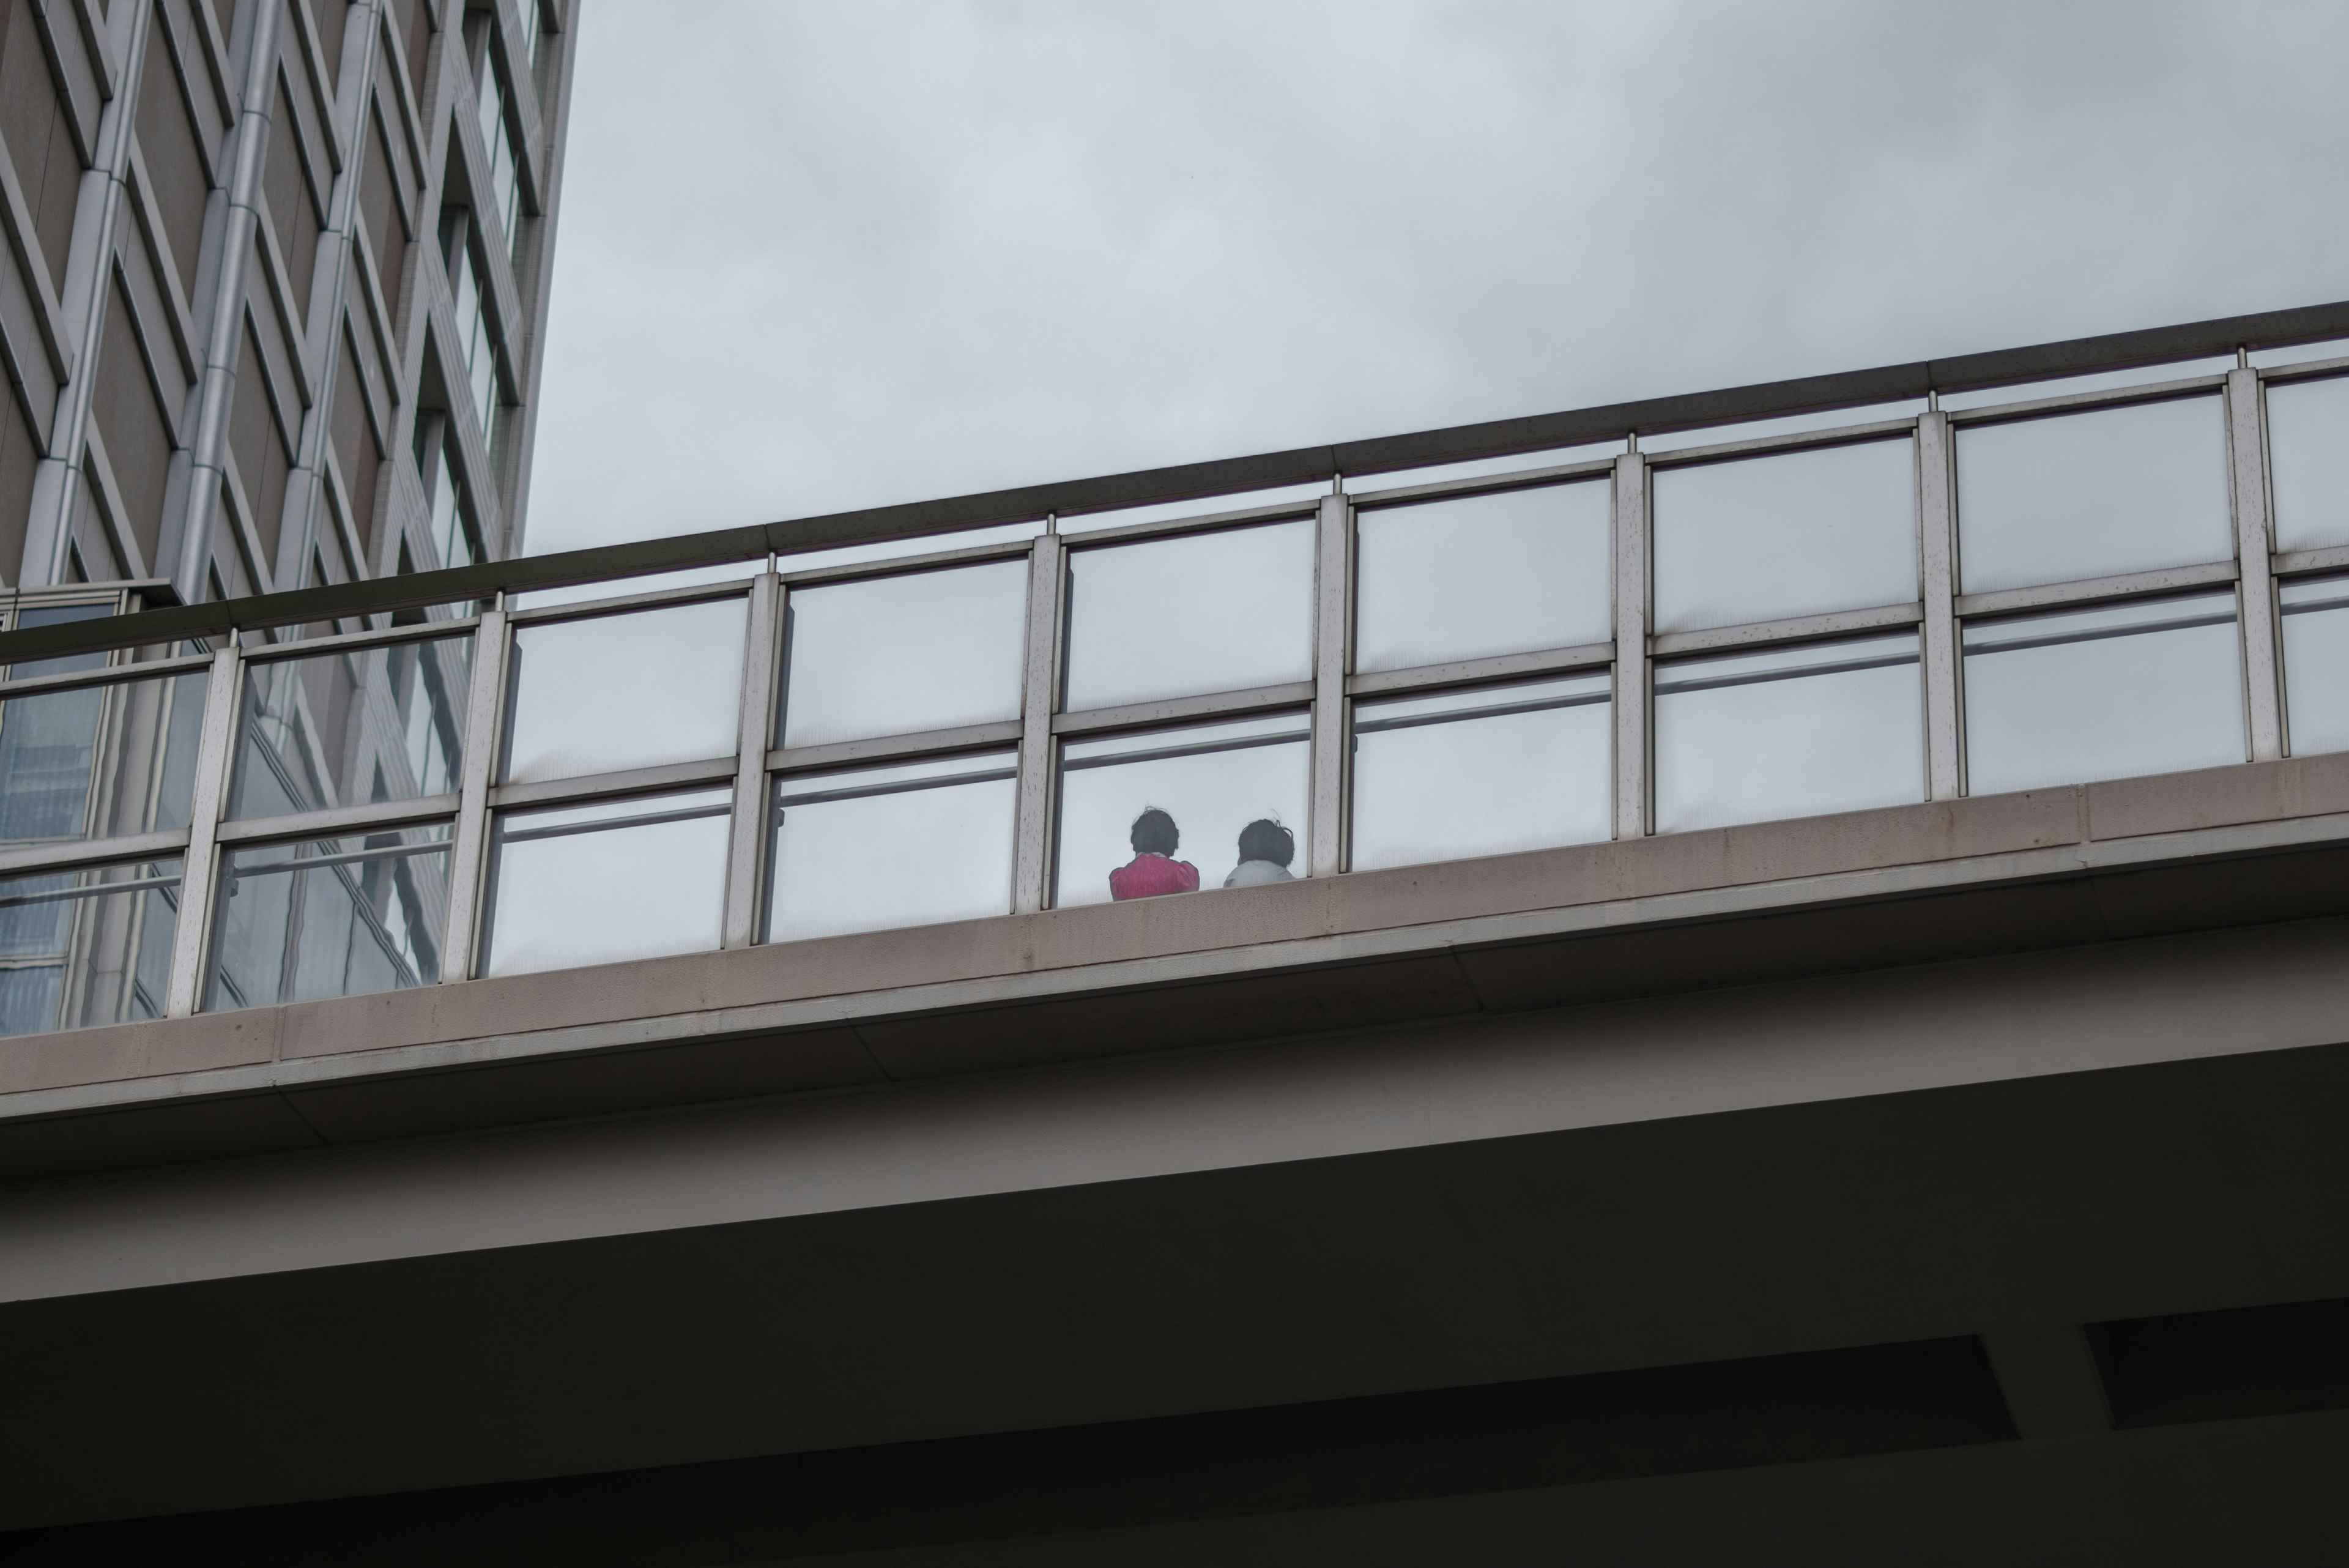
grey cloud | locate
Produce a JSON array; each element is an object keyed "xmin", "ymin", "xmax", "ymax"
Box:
[{"xmin": 526, "ymin": 0, "xmax": 2349, "ymax": 551}]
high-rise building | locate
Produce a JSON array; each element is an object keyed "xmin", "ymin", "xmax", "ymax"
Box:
[
  {"xmin": 1, "ymin": 0, "xmax": 574, "ymax": 597},
  {"xmin": 0, "ymin": 0, "xmax": 574, "ymax": 1036}
]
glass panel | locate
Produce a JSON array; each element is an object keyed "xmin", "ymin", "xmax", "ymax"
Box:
[
  {"xmin": 780, "ymin": 563, "xmax": 1027, "ymax": 749},
  {"xmin": 1055, "ymin": 713, "xmax": 1309, "ymax": 905},
  {"xmin": 1937, "ymin": 357, "xmax": 2236, "ymax": 414},
  {"xmin": 1639, "ymin": 401, "xmax": 1928, "ymax": 455},
  {"xmin": 1962, "ymin": 592, "xmax": 2244, "ymax": 795},
  {"xmin": 483, "ymin": 787, "xmax": 732, "ymax": 976},
  {"xmin": 2267, "ymin": 376, "xmax": 2349, "ymax": 554},
  {"xmin": 502, "ymin": 598, "xmax": 747, "ymax": 783},
  {"xmin": 2280, "ymin": 576, "xmax": 2349, "ymax": 756},
  {"xmin": 1956, "ymin": 398, "xmax": 2230, "ymax": 594},
  {"xmin": 1063, "ymin": 522, "xmax": 1315, "ymax": 712},
  {"xmin": 1350, "ymin": 674, "xmax": 1611, "ymax": 872},
  {"xmin": 1654, "ymin": 634, "xmax": 1923, "ymax": 833},
  {"xmin": 765, "ymin": 752, "xmax": 1017, "ymax": 943},
  {"xmin": 0, "ymin": 667, "xmax": 210, "ymax": 845},
  {"xmin": 1059, "ymin": 484, "xmax": 1327, "ymax": 537},
  {"xmin": 230, "ymin": 636, "xmax": 471, "ymax": 820},
  {"xmin": 205, "ymin": 827, "xmax": 450, "ymax": 1011},
  {"xmin": 1653, "ymin": 439, "xmax": 1917, "ymax": 633},
  {"xmin": 0, "ymin": 858, "xmax": 182, "ymax": 1037},
  {"xmin": 1354, "ymin": 481, "xmax": 1611, "ymax": 674}
]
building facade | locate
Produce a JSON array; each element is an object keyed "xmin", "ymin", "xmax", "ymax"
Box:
[{"xmin": 0, "ymin": 0, "xmax": 574, "ymax": 1039}]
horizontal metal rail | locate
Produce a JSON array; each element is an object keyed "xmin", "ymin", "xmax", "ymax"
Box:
[{"xmin": 4, "ymin": 298, "xmax": 2345, "ymax": 666}]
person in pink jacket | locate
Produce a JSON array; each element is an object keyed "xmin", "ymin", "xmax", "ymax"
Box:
[{"xmin": 1108, "ymin": 808, "xmax": 1200, "ymax": 900}]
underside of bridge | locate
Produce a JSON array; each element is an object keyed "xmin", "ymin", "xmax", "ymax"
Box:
[{"xmin": 4, "ymin": 762, "xmax": 2349, "ymax": 1564}]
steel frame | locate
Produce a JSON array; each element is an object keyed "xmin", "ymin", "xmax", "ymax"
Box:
[{"xmin": 9, "ymin": 325, "xmax": 2348, "ymax": 1025}]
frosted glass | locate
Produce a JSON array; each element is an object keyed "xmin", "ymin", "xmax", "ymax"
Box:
[
  {"xmin": 1354, "ymin": 481, "xmax": 1611, "ymax": 672},
  {"xmin": 1063, "ymin": 522, "xmax": 1315, "ymax": 711},
  {"xmin": 1350, "ymin": 675, "xmax": 1611, "ymax": 871},
  {"xmin": 1956, "ymin": 398, "xmax": 2230, "ymax": 593},
  {"xmin": 1653, "ymin": 439, "xmax": 1916, "ymax": 633},
  {"xmin": 1654, "ymin": 634, "xmax": 1923, "ymax": 833}
]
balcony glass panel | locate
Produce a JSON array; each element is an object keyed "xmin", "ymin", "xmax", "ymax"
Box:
[
  {"xmin": 2280, "ymin": 576, "xmax": 2349, "ymax": 756},
  {"xmin": 503, "ymin": 598, "xmax": 746, "ymax": 783},
  {"xmin": 0, "ymin": 667, "xmax": 209, "ymax": 845},
  {"xmin": 1063, "ymin": 522, "xmax": 1315, "ymax": 712},
  {"xmin": 230, "ymin": 636, "xmax": 472, "ymax": 820},
  {"xmin": 2267, "ymin": 376, "xmax": 2349, "ymax": 554},
  {"xmin": 766, "ymin": 752, "xmax": 1017, "ymax": 943},
  {"xmin": 1350, "ymin": 674, "xmax": 1611, "ymax": 872},
  {"xmin": 780, "ymin": 562, "xmax": 1026, "ymax": 749},
  {"xmin": 206, "ymin": 827, "xmax": 450, "ymax": 1011},
  {"xmin": 1654, "ymin": 634, "xmax": 1923, "ymax": 833},
  {"xmin": 484, "ymin": 787, "xmax": 732, "ymax": 977},
  {"xmin": 1653, "ymin": 438, "xmax": 1917, "ymax": 633},
  {"xmin": 1962, "ymin": 592, "xmax": 2244, "ymax": 795},
  {"xmin": 0, "ymin": 858, "xmax": 181, "ymax": 1037},
  {"xmin": 1055, "ymin": 712, "xmax": 1309, "ymax": 905},
  {"xmin": 1354, "ymin": 481, "xmax": 1610, "ymax": 673},
  {"xmin": 1955, "ymin": 397, "xmax": 2230, "ymax": 594}
]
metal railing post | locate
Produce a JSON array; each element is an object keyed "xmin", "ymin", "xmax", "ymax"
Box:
[
  {"xmin": 1012, "ymin": 527, "xmax": 1064, "ymax": 913},
  {"xmin": 438, "ymin": 604, "xmax": 511, "ymax": 981},
  {"xmin": 2227, "ymin": 365, "xmax": 2285, "ymax": 762},
  {"xmin": 1611, "ymin": 449, "xmax": 1649, "ymax": 840},
  {"xmin": 162, "ymin": 642, "xmax": 243, "ymax": 1017},
  {"xmin": 1917, "ymin": 407, "xmax": 1964, "ymax": 798},
  {"xmin": 722, "ymin": 570, "xmax": 781, "ymax": 948},
  {"xmin": 1307, "ymin": 484, "xmax": 1351, "ymax": 877}
]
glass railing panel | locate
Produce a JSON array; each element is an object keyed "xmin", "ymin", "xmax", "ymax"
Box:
[
  {"xmin": 0, "ymin": 858, "xmax": 182, "ymax": 1036},
  {"xmin": 0, "ymin": 666, "xmax": 210, "ymax": 845},
  {"xmin": 229, "ymin": 635, "xmax": 472, "ymax": 820},
  {"xmin": 1063, "ymin": 521, "xmax": 1315, "ymax": 712},
  {"xmin": 1055, "ymin": 712, "xmax": 1309, "ymax": 905},
  {"xmin": 765, "ymin": 752, "xmax": 1017, "ymax": 943},
  {"xmin": 1349, "ymin": 674, "xmax": 1611, "ymax": 872},
  {"xmin": 2266, "ymin": 375, "xmax": 2349, "ymax": 555},
  {"xmin": 779, "ymin": 562, "xmax": 1026, "ymax": 749},
  {"xmin": 502, "ymin": 598, "xmax": 746, "ymax": 784},
  {"xmin": 1955, "ymin": 396, "xmax": 2230, "ymax": 594},
  {"xmin": 205, "ymin": 825, "xmax": 451, "ymax": 1010},
  {"xmin": 1653, "ymin": 633, "xmax": 1923, "ymax": 833},
  {"xmin": 482, "ymin": 787, "xmax": 732, "ymax": 976},
  {"xmin": 1354, "ymin": 481, "xmax": 1610, "ymax": 674},
  {"xmin": 1962, "ymin": 592, "xmax": 2243, "ymax": 795},
  {"xmin": 2280, "ymin": 576, "xmax": 2349, "ymax": 756},
  {"xmin": 1653, "ymin": 438, "xmax": 1917, "ymax": 633}
]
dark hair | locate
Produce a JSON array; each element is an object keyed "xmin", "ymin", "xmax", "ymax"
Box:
[
  {"xmin": 1130, "ymin": 808, "xmax": 1179, "ymax": 856},
  {"xmin": 1238, "ymin": 818, "xmax": 1293, "ymax": 866}
]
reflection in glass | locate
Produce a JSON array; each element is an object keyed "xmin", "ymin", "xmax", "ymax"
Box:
[
  {"xmin": 483, "ymin": 787, "xmax": 732, "ymax": 976},
  {"xmin": 230, "ymin": 636, "xmax": 471, "ymax": 820},
  {"xmin": 0, "ymin": 667, "xmax": 209, "ymax": 845},
  {"xmin": 0, "ymin": 859, "xmax": 181, "ymax": 1037},
  {"xmin": 1063, "ymin": 522, "xmax": 1315, "ymax": 712},
  {"xmin": 1962, "ymin": 592, "xmax": 2243, "ymax": 795},
  {"xmin": 206, "ymin": 827, "xmax": 449, "ymax": 1011},
  {"xmin": 2267, "ymin": 376, "xmax": 2349, "ymax": 554},
  {"xmin": 2281, "ymin": 576, "xmax": 2349, "ymax": 756},
  {"xmin": 781, "ymin": 563, "xmax": 1026, "ymax": 749},
  {"xmin": 1956, "ymin": 398, "xmax": 2230, "ymax": 593},
  {"xmin": 1653, "ymin": 439, "xmax": 1917, "ymax": 633},
  {"xmin": 1351, "ymin": 675, "xmax": 1611, "ymax": 871},
  {"xmin": 1354, "ymin": 482, "xmax": 1611, "ymax": 673},
  {"xmin": 503, "ymin": 598, "xmax": 746, "ymax": 783},
  {"xmin": 1055, "ymin": 713, "xmax": 1309, "ymax": 906},
  {"xmin": 1654, "ymin": 634, "xmax": 1922, "ymax": 833},
  {"xmin": 765, "ymin": 753, "xmax": 1016, "ymax": 943}
]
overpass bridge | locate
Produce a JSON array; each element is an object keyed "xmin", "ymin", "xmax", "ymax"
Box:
[{"xmin": 3, "ymin": 302, "xmax": 2349, "ymax": 1562}]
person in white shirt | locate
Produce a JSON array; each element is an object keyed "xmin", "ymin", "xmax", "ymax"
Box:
[{"xmin": 1224, "ymin": 819, "xmax": 1296, "ymax": 887}]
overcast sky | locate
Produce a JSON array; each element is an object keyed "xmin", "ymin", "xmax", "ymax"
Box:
[{"xmin": 522, "ymin": 0, "xmax": 2349, "ymax": 555}]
